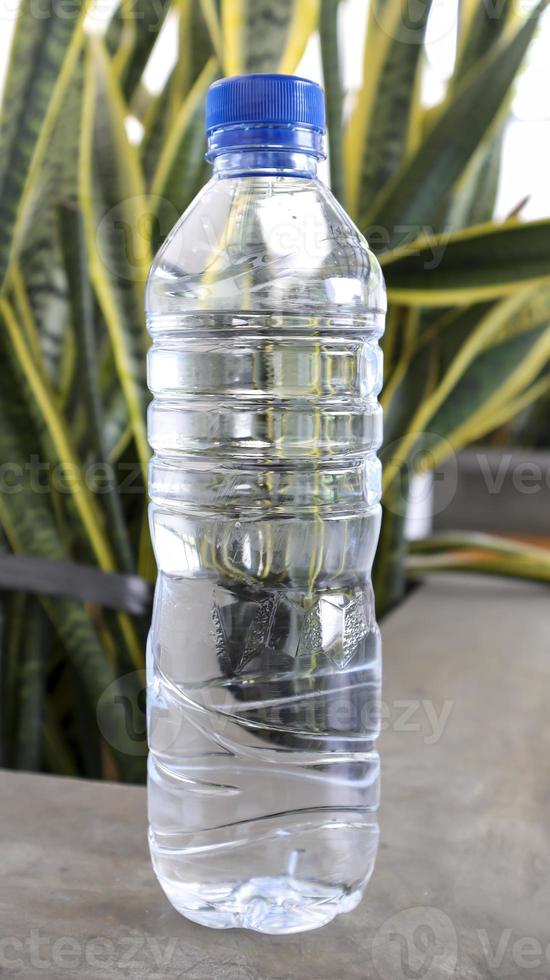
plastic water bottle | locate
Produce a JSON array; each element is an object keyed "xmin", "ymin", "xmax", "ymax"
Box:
[{"xmin": 146, "ymin": 73, "xmax": 386, "ymax": 934}]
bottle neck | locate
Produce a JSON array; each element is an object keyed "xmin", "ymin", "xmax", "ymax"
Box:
[
  {"xmin": 207, "ymin": 124, "xmax": 325, "ymax": 178},
  {"xmin": 212, "ymin": 148, "xmax": 319, "ymax": 178}
]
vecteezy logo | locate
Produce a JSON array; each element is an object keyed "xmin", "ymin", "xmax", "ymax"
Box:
[
  {"xmin": 96, "ymin": 670, "xmax": 147, "ymax": 757},
  {"xmin": 372, "ymin": 906, "xmax": 458, "ymax": 980},
  {"xmin": 96, "ymin": 194, "xmax": 179, "ymax": 284}
]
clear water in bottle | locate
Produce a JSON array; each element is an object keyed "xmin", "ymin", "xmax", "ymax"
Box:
[{"xmin": 146, "ymin": 74, "xmax": 386, "ymax": 934}]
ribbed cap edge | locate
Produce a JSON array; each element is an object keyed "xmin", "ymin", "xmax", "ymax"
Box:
[{"xmin": 206, "ymin": 74, "xmax": 326, "ymax": 134}]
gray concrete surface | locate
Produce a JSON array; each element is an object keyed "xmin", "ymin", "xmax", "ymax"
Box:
[{"xmin": 1, "ymin": 575, "xmax": 550, "ymax": 979}]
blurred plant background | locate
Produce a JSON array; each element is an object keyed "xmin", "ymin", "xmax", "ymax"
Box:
[{"xmin": 1, "ymin": 0, "xmax": 550, "ymax": 781}]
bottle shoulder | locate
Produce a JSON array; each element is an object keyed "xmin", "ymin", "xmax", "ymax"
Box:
[{"xmin": 146, "ymin": 175, "xmax": 386, "ymax": 322}]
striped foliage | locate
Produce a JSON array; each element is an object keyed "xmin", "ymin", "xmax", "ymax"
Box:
[
  {"xmin": 0, "ymin": 0, "xmax": 319, "ymax": 778},
  {"xmin": 0, "ymin": 0, "xmax": 549, "ymax": 770},
  {"xmin": 336, "ymin": 0, "xmax": 550, "ymax": 612}
]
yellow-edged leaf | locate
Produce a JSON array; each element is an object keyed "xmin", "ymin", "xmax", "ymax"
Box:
[
  {"xmin": 381, "ymin": 219, "xmax": 550, "ymax": 307},
  {"xmin": 344, "ymin": 0, "xmax": 433, "ymax": 218},
  {"xmin": 79, "ymin": 37, "xmax": 151, "ymax": 482},
  {"xmin": 0, "ymin": 0, "xmax": 90, "ymax": 291},
  {"xmin": 221, "ymin": 0, "xmax": 318, "ymax": 75},
  {"xmin": 366, "ymin": 3, "xmax": 547, "ymax": 249}
]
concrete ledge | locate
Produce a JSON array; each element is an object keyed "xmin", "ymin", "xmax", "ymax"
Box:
[{"xmin": 1, "ymin": 575, "xmax": 549, "ymax": 979}]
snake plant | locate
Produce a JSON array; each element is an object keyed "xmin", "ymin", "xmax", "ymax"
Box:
[{"xmin": 1, "ymin": 0, "xmax": 549, "ymax": 779}]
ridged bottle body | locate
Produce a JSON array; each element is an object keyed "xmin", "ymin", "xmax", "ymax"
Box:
[{"xmin": 146, "ymin": 167, "xmax": 386, "ymax": 933}]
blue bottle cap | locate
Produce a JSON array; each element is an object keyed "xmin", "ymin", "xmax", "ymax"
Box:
[
  {"xmin": 206, "ymin": 73, "xmax": 326, "ymax": 133},
  {"xmin": 205, "ymin": 74, "xmax": 326, "ymax": 160}
]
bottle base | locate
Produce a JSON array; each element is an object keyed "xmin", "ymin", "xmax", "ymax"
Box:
[{"xmin": 156, "ymin": 873, "xmax": 364, "ymax": 934}]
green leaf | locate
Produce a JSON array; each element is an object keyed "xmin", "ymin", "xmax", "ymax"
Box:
[
  {"xmin": 320, "ymin": 0, "xmax": 345, "ymax": 203},
  {"xmin": 381, "ymin": 219, "xmax": 550, "ymax": 306},
  {"xmin": 0, "ymin": 344, "xmax": 143, "ymax": 782},
  {"xmin": 19, "ymin": 54, "xmax": 84, "ymax": 238},
  {"xmin": 221, "ymin": 0, "xmax": 318, "ymax": 75},
  {"xmin": 0, "ymin": 0, "xmax": 89, "ymax": 291},
  {"xmin": 384, "ymin": 280, "xmax": 550, "ymax": 480},
  {"xmin": 150, "ymin": 58, "xmax": 218, "ymax": 245},
  {"xmin": 141, "ymin": 75, "xmax": 176, "ymax": 184},
  {"xmin": 9, "ymin": 59, "xmax": 84, "ymax": 390},
  {"xmin": 12, "ymin": 243, "xmax": 72, "ymax": 390},
  {"xmin": 106, "ymin": 0, "xmax": 171, "ymax": 100},
  {"xmin": 43, "ymin": 700, "xmax": 79, "ymax": 777},
  {"xmin": 454, "ymin": 0, "xmax": 514, "ymax": 85},
  {"xmin": 79, "ymin": 37, "xmax": 151, "ymax": 481},
  {"xmin": 374, "ymin": 473, "xmax": 410, "ymax": 619},
  {"xmin": 446, "ymin": 0, "xmax": 516, "ymax": 231},
  {"xmin": 423, "ymin": 323, "xmax": 550, "ymax": 465},
  {"xmin": 381, "ymin": 290, "xmax": 548, "ymax": 485},
  {"xmin": 1, "ymin": 298, "xmax": 117, "ymax": 571},
  {"xmin": 366, "ymin": 4, "xmax": 546, "ymax": 249},
  {"xmin": 383, "ymin": 285, "xmax": 550, "ymax": 490},
  {"xmin": 104, "ymin": 393, "xmax": 133, "ymax": 462},
  {"xmin": 408, "ymin": 532, "xmax": 550, "ymax": 586},
  {"xmin": 67, "ymin": 664, "xmax": 104, "ymax": 779},
  {"xmin": 170, "ymin": 0, "xmax": 218, "ymax": 109},
  {"xmin": 59, "ymin": 203, "xmax": 135, "ymax": 574},
  {"xmin": 383, "ymin": 304, "xmax": 491, "ymax": 446},
  {"xmin": 1, "ymin": 590, "xmax": 26, "ymax": 766},
  {"xmin": 14, "ymin": 598, "xmax": 49, "ymax": 772},
  {"xmin": 71, "ymin": 338, "xmax": 131, "ymax": 463},
  {"xmin": 0, "ymin": 297, "xmax": 143, "ymax": 670},
  {"xmin": 348, "ymin": 0, "xmax": 433, "ymax": 221},
  {"xmin": 446, "ymin": 119, "xmax": 506, "ymax": 230},
  {"xmin": 199, "ymin": 0, "xmax": 224, "ymax": 63}
]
